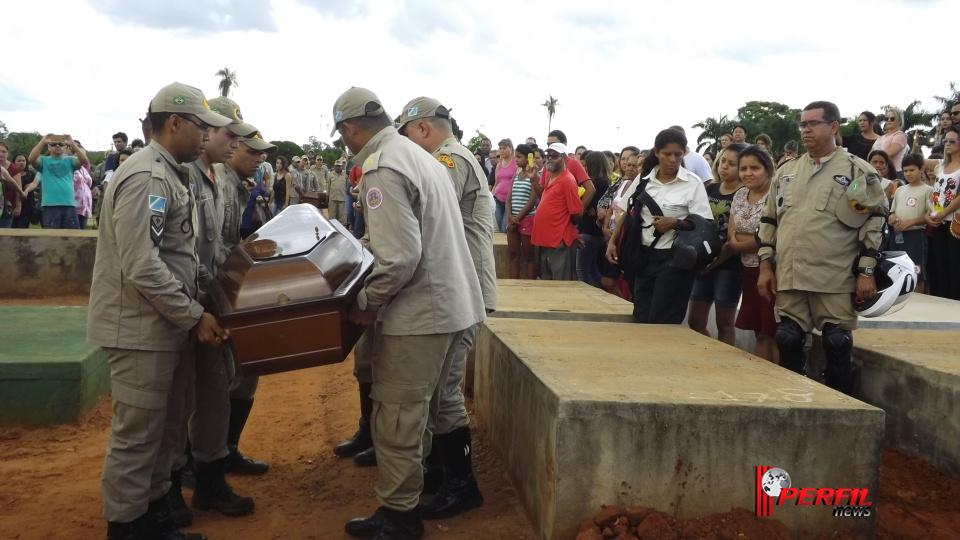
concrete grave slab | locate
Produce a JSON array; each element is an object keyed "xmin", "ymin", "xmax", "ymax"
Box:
[
  {"xmin": 857, "ymin": 293, "xmax": 960, "ymax": 330},
  {"xmin": 474, "ymin": 318, "xmax": 884, "ymax": 540},
  {"xmin": 0, "ymin": 229, "xmax": 97, "ymax": 297},
  {"xmin": 492, "ymin": 280, "xmax": 634, "ymax": 323}
]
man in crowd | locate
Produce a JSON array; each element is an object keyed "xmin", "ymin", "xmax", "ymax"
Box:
[
  {"xmin": 329, "ymin": 87, "xmax": 485, "ymax": 540},
  {"xmin": 327, "ymin": 159, "xmax": 347, "ymax": 225},
  {"xmin": 88, "ymin": 81, "xmax": 230, "ymax": 540},
  {"xmin": 311, "ymin": 157, "xmax": 328, "ymax": 192},
  {"xmin": 757, "ymin": 101, "xmax": 886, "ymax": 395},
  {"xmin": 105, "ymin": 132, "xmax": 128, "ymax": 173},
  {"xmin": 479, "ymin": 137, "xmax": 493, "ymax": 176},
  {"xmin": 27, "ymin": 133, "xmax": 89, "ymax": 229},
  {"xmin": 545, "ymin": 129, "xmax": 596, "ymax": 206},
  {"xmin": 300, "ymin": 155, "xmax": 319, "ymax": 192},
  {"xmin": 394, "ymin": 96, "xmax": 497, "ymax": 520},
  {"xmin": 777, "ymin": 141, "xmax": 799, "ymax": 167},
  {"xmin": 732, "ymin": 124, "xmax": 748, "ymax": 144},
  {"xmin": 532, "ymin": 142, "xmax": 583, "ymax": 280}
]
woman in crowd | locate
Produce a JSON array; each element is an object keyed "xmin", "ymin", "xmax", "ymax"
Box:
[
  {"xmin": 491, "ymin": 138, "xmax": 517, "ymax": 232},
  {"xmin": 703, "ymin": 151, "xmax": 714, "ymax": 169},
  {"xmin": 577, "ymin": 151, "xmax": 611, "ymax": 288},
  {"xmin": 720, "ymin": 134, "xmax": 732, "ymax": 149},
  {"xmin": 728, "ymin": 146, "xmax": 777, "ymax": 363},
  {"xmin": 842, "ymin": 111, "xmax": 880, "ymax": 161},
  {"xmin": 240, "ymin": 178, "xmax": 271, "ymax": 239},
  {"xmin": 920, "ymin": 111, "xmax": 952, "ymax": 156},
  {"xmin": 68, "ymin": 142, "xmax": 94, "ymax": 229},
  {"xmin": 13, "ymin": 153, "xmax": 37, "ymax": 228},
  {"xmin": 606, "ymin": 128, "xmax": 712, "ymax": 324},
  {"xmin": 597, "ymin": 146, "xmax": 642, "ymax": 297},
  {"xmin": 505, "ymin": 144, "xmax": 538, "ymax": 279},
  {"xmin": 868, "ymin": 149, "xmax": 899, "ymax": 198},
  {"xmin": 754, "ymin": 134, "xmax": 772, "ymax": 153},
  {"xmin": 925, "ymin": 126, "xmax": 960, "ymax": 300},
  {"xmin": 873, "ymin": 107, "xmax": 908, "ymax": 174},
  {"xmin": 688, "ymin": 143, "xmax": 747, "ymax": 346},
  {"xmin": 0, "ymin": 142, "xmax": 21, "ymax": 228},
  {"xmin": 270, "ymin": 156, "xmax": 292, "ymax": 215}
]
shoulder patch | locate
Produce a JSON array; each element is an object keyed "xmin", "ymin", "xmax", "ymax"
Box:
[
  {"xmin": 437, "ymin": 155, "xmax": 455, "ymax": 168},
  {"xmin": 362, "ymin": 151, "xmax": 382, "ymax": 174},
  {"xmin": 366, "ymin": 187, "xmax": 383, "ymax": 210},
  {"xmin": 148, "ymin": 195, "xmax": 167, "ymax": 213}
]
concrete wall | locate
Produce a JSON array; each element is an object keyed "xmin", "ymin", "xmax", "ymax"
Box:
[
  {"xmin": 475, "ymin": 319, "xmax": 885, "ymax": 540},
  {"xmin": 0, "ymin": 230, "xmax": 97, "ymax": 297}
]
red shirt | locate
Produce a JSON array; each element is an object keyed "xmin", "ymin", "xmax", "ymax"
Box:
[
  {"xmin": 2, "ymin": 163, "xmax": 19, "ymax": 208},
  {"xmin": 540, "ymin": 156, "xmax": 589, "ymax": 186},
  {"xmin": 349, "ymin": 165, "xmax": 362, "ymax": 186},
  {"xmin": 532, "ymin": 170, "xmax": 583, "ymax": 248}
]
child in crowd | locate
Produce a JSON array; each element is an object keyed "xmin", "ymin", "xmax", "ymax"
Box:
[
  {"xmin": 889, "ymin": 153, "xmax": 934, "ymax": 293},
  {"xmin": 505, "ymin": 144, "xmax": 538, "ymax": 279}
]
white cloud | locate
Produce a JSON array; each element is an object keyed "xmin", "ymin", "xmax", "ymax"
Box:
[{"xmin": 0, "ymin": 0, "xmax": 951, "ymax": 155}]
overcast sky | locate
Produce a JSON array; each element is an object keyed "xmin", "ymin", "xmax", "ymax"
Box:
[{"xmin": 1, "ymin": 0, "xmax": 954, "ymax": 155}]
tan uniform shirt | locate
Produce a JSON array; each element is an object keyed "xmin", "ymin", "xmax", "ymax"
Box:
[
  {"xmin": 311, "ymin": 165, "xmax": 328, "ymax": 192},
  {"xmin": 188, "ymin": 159, "xmax": 225, "ymax": 275},
  {"xmin": 434, "ymin": 136, "xmax": 497, "ymax": 312},
  {"xmin": 328, "ymin": 171, "xmax": 347, "ymax": 202},
  {"xmin": 758, "ymin": 149, "xmax": 886, "ymax": 293},
  {"xmin": 215, "ymin": 163, "xmax": 248, "ymax": 253},
  {"xmin": 87, "ymin": 140, "xmax": 204, "ymax": 351},
  {"xmin": 354, "ymin": 128, "xmax": 485, "ymax": 336}
]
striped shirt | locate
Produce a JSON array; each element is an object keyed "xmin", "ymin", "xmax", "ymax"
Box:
[{"xmin": 509, "ymin": 172, "xmax": 536, "ymax": 216}]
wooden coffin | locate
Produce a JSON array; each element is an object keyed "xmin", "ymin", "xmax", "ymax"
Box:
[
  {"xmin": 302, "ymin": 191, "xmax": 329, "ymax": 209},
  {"xmin": 210, "ymin": 204, "xmax": 373, "ymax": 377}
]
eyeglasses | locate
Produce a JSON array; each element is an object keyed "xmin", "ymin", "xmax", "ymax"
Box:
[
  {"xmin": 944, "ymin": 139, "xmax": 959, "ymax": 145},
  {"xmin": 179, "ymin": 115, "xmax": 211, "ymax": 130},
  {"xmin": 797, "ymin": 120, "xmax": 833, "ymax": 130},
  {"xmin": 885, "ymin": 117, "xmax": 897, "ymax": 122}
]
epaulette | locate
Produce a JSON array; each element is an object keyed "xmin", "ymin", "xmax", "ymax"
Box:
[{"xmin": 362, "ymin": 151, "xmax": 382, "ymax": 174}]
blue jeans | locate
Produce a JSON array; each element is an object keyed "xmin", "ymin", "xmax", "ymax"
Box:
[
  {"xmin": 41, "ymin": 206, "xmax": 80, "ymax": 229},
  {"xmin": 353, "ymin": 210, "xmax": 365, "ymax": 239},
  {"xmin": 494, "ymin": 200, "xmax": 507, "ymax": 233},
  {"xmin": 346, "ymin": 190, "xmax": 356, "ymax": 230},
  {"xmin": 78, "ymin": 216, "xmax": 89, "ymax": 230},
  {"xmin": 576, "ymin": 234, "xmax": 604, "ymax": 288}
]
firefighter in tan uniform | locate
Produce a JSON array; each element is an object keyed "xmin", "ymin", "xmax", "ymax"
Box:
[
  {"xmin": 88, "ymin": 82, "xmax": 230, "ymax": 540},
  {"xmin": 330, "ymin": 87, "xmax": 485, "ymax": 540},
  {"xmin": 757, "ymin": 101, "xmax": 886, "ymax": 394},
  {"xmin": 396, "ymin": 96, "xmax": 497, "ymax": 520}
]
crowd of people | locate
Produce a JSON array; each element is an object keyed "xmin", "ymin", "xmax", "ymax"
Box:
[{"xmin": 3, "ymin": 88, "xmax": 959, "ymax": 540}]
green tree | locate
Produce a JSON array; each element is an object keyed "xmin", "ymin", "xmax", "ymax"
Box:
[
  {"xmin": 0, "ymin": 120, "xmax": 8, "ymax": 140},
  {"xmin": 466, "ymin": 131, "xmax": 490, "ymax": 154},
  {"xmin": 692, "ymin": 114, "xmax": 735, "ymax": 154},
  {"xmin": 450, "ymin": 116, "xmax": 464, "ymax": 143},
  {"xmin": 933, "ymin": 81, "xmax": 958, "ymax": 112},
  {"xmin": 542, "ymin": 95, "xmax": 559, "ymax": 132},
  {"xmin": 3, "ymin": 131, "xmax": 42, "ymax": 158},
  {"xmin": 268, "ymin": 140, "xmax": 306, "ymax": 164},
  {"xmin": 215, "ymin": 67, "xmax": 238, "ymax": 97},
  {"xmin": 736, "ymin": 101, "xmax": 801, "ymax": 155},
  {"xmin": 304, "ymin": 135, "xmax": 322, "ymax": 151}
]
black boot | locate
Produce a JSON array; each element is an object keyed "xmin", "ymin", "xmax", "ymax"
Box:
[
  {"xmin": 345, "ymin": 506, "xmax": 385, "ymax": 539},
  {"xmin": 422, "ymin": 438, "xmax": 443, "ymax": 495},
  {"xmin": 374, "ymin": 507, "xmax": 424, "ymax": 540},
  {"xmin": 180, "ymin": 447, "xmax": 196, "ymax": 490},
  {"xmin": 106, "ymin": 515, "xmax": 147, "ymax": 540},
  {"xmin": 421, "ymin": 426, "xmax": 483, "ymax": 520},
  {"xmin": 147, "ymin": 497, "xmax": 208, "ymax": 540},
  {"xmin": 821, "ymin": 325, "xmax": 856, "ymax": 395},
  {"xmin": 354, "ymin": 445, "xmax": 377, "ymax": 467},
  {"xmin": 192, "ymin": 457, "xmax": 255, "ymax": 517},
  {"xmin": 335, "ymin": 383, "xmax": 374, "ymax": 458},
  {"xmin": 224, "ymin": 398, "xmax": 269, "ymax": 475},
  {"xmin": 166, "ymin": 468, "xmax": 193, "ymax": 527}
]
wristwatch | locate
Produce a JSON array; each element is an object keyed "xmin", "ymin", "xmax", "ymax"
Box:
[{"xmin": 858, "ymin": 267, "xmax": 875, "ymax": 277}]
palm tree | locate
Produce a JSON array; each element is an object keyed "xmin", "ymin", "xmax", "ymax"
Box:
[
  {"xmin": 215, "ymin": 67, "xmax": 238, "ymax": 97},
  {"xmin": 692, "ymin": 114, "xmax": 734, "ymax": 154},
  {"xmin": 542, "ymin": 95, "xmax": 559, "ymax": 132},
  {"xmin": 933, "ymin": 81, "xmax": 959, "ymax": 112}
]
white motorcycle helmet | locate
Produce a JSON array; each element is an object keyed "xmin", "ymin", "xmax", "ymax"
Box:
[{"xmin": 854, "ymin": 251, "xmax": 917, "ymax": 318}]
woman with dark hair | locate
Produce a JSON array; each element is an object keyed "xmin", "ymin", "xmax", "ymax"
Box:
[
  {"xmin": 12, "ymin": 153, "xmax": 37, "ymax": 228},
  {"xmin": 577, "ymin": 151, "xmax": 611, "ymax": 287},
  {"xmin": 606, "ymin": 129, "xmax": 713, "ymax": 324},
  {"xmin": 703, "ymin": 151, "xmax": 714, "ymax": 169},
  {"xmin": 842, "ymin": 111, "xmax": 880, "ymax": 161},
  {"xmin": 754, "ymin": 134, "xmax": 773, "ymax": 153},
  {"xmin": 925, "ymin": 126, "xmax": 960, "ymax": 299},
  {"xmin": 597, "ymin": 146, "xmax": 642, "ymax": 297},
  {"xmin": 868, "ymin": 149, "xmax": 899, "ymax": 198},
  {"xmin": 270, "ymin": 155, "xmax": 292, "ymax": 215},
  {"xmin": 688, "ymin": 142, "xmax": 747, "ymax": 346},
  {"xmin": 505, "ymin": 144, "xmax": 539, "ymax": 279},
  {"xmin": 729, "ymin": 146, "xmax": 777, "ymax": 362}
]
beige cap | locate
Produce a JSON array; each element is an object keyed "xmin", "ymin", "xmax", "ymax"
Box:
[
  {"xmin": 836, "ymin": 173, "xmax": 886, "ymax": 228},
  {"xmin": 292, "ymin": 156, "xmax": 302, "ymax": 163},
  {"xmin": 207, "ymin": 97, "xmax": 257, "ymax": 136},
  {"xmin": 331, "ymin": 87, "xmax": 385, "ymax": 136},
  {"xmin": 396, "ymin": 96, "xmax": 451, "ymax": 131},
  {"xmin": 238, "ymin": 127, "xmax": 276, "ymax": 151},
  {"xmin": 149, "ymin": 82, "xmax": 232, "ymax": 128}
]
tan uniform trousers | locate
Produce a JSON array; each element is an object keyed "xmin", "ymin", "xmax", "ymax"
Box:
[
  {"xmin": 353, "ymin": 322, "xmax": 473, "ymax": 444},
  {"xmin": 369, "ymin": 326, "xmax": 465, "ymax": 512},
  {"xmin": 328, "ymin": 200, "xmax": 346, "ymax": 226},
  {"xmin": 774, "ymin": 290, "xmax": 858, "ymax": 333},
  {"xmin": 101, "ymin": 347, "xmax": 195, "ymax": 523}
]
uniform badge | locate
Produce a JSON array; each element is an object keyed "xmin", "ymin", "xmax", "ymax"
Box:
[
  {"xmin": 150, "ymin": 215, "xmax": 164, "ymax": 246},
  {"xmin": 407, "ymin": 106, "xmax": 419, "ymax": 117},
  {"xmin": 366, "ymin": 187, "xmax": 383, "ymax": 210},
  {"xmin": 181, "ymin": 219, "xmax": 192, "ymax": 233},
  {"xmin": 833, "ymin": 175, "xmax": 851, "ymax": 190},
  {"xmin": 437, "ymin": 155, "xmax": 455, "ymax": 168},
  {"xmin": 149, "ymin": 195, "xmax": 167, "ymax": 213},
  {"xmin": 850, "ymin": 200, "xmax": 869, "ymax": 214}
]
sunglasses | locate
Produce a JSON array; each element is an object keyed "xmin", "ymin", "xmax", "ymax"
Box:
[
  {"xmin": 48, "ymin": 142, "xmax": 65, "ymax": 147},
  {"xmin": 885, "ymin": 117, "xmax": 897, "ymax": 122},
  {"xmin": 944, "ymin": 139, "xmax": 959, "ymax": 145},
  {"xmin": 546, "ymin": 153, "xmax": 562, "ymax": 159},
  {"xmin": 951, "ymin": 111, "xmax": 960, "ymax": 116}
]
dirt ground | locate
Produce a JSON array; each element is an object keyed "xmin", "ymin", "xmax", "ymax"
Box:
[{"xmin": 1, "ymin": 297, "xmax": 958, "ymax": 540}]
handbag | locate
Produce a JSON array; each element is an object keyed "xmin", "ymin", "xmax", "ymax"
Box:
[
  {"xmin": 617, "ymin": 180, "xmax": 664, "ymax": 277},
  {"xmin": 950, "ymin": 217, "xmax": 960, "ymax": 240}
]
